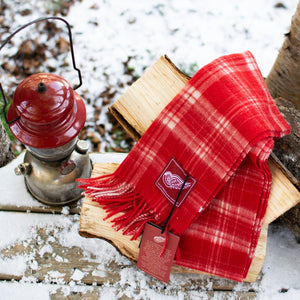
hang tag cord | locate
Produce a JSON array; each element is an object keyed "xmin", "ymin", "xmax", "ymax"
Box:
[{"xmin": 161, "ymin": 175, "xmax": 189, "ymax": 234}]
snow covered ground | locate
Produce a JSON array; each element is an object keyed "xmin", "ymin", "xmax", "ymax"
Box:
[
  {"xmin": 0, "ymin": 152, "xmax": 300, "ymax": 300},
  {"xmin": 0, "ymin": 0, "xmax": 299, "ymax": 151},
  {"xmin": 1, "ymin": 0, "xmax": 300, "ymax": 299}
]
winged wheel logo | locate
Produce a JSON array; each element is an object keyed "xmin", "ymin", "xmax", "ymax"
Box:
[{"xmin": 162, "ymin": 171, "xmax": 192, "ymax": 190}]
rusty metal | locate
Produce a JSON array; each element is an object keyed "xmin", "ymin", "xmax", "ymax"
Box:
[{"xmin": 15, "ymin": 138, "xmax": 92, "ymax": 206}]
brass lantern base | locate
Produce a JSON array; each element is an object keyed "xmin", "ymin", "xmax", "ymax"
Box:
[{"xmin": 15, "ymin": 140, "xmax": 92, "ymax": 206}]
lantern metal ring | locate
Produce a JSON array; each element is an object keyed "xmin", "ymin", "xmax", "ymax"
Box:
[{"xmin": 0, "ymin": 16, "xmax": 82, "ymax": 125}]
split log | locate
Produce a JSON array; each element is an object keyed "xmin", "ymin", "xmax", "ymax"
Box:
[
  {"xmin": 265, "ymin": 1, "xmax": 300, "ymax": 109},
  {"xmin": 80, "ymin": 56, "xmax": 300, "ymax": 282},
  {"xmin": 108, "ymin": 56, "xmax": 189, "ymax": 140}
]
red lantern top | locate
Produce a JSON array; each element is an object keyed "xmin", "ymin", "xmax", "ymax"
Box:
[{"xmin": 7, "ymin": 73, "xmax": 86, "ymax": 148}]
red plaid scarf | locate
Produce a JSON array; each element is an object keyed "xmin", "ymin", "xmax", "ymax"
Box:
[{"xmin": 78, "ymin": 52, "xmax": 290, "ymax": 281}]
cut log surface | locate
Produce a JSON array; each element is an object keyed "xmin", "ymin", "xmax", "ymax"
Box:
[
  {"xmin": 108, "ymin": 55, "xmax": 190, "ymax": 140},
  {"xmin": 80, "ymin": 55, "xmax": 300, "ymax": 283}
]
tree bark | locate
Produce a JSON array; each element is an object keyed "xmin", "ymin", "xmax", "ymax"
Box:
[
  {"xmin": 265, "ymin": 1, "xmax": 300, "ymax": 109},
  {"xmin": 273, "ymin": 98, "xmax": 300, "ymax": 189},
  {"xmin": 265, "ymin": 1, "xmax": 300, "ymax": 241},
  {"xmin": 0, "ymin": 121, "xmax": 14, "ymax": 167},
  {"xmin": 273, "ymin": 98, "xmax": 300, "ymax": 241}
]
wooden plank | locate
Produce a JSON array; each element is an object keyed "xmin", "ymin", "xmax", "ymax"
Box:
[
  {"xmin": 0, "ymin": 211, "xmax": 257, "ymax": 294},
  {"xmin": 0, "ymin": 211, "xmax": 122, "ymax": 285},
  {"xmin": 0, "ymin": 281, "xmax": 257, "ymax": 300},
  {"xmin": 0, "ymin": 203, "xmax": 81, "ymax": 215},
  {"xmin": 49, "ymin": 289, "xmax": 258, "ymax": 300}
]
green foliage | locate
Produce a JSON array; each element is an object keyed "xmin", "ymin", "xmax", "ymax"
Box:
[
  {"xmin": 44, "ymin": 0, "xmax": 64, "ymax": 13},
  {"xmin": 106, "ymin": 128, "xmax": 132, "ymax": 153},
  {"xmin": 181, "ymin": 62, "xmax": 200, "ymax": 77},
  {"xmin": 0, "ymin": 94, "xmax": 15, "ymax": 142},
  {"xmin": 43, "ymin": 0, "xmax": 73, "ymax": 16}
]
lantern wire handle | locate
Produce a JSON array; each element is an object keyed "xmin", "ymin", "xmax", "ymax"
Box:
[{"xmin": 0, "ymin": 16, "xmax": 82, "ymax": 125}]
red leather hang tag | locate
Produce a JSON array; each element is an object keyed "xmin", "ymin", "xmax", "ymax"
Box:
[{"xmin": 137, "ymin": 222, "xmax": 180, "ymax": 283}]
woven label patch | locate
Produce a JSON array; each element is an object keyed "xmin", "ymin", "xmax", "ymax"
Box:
[{"xmin": 155, "ymin": 158, "xmax": 197, "ymax": 207}]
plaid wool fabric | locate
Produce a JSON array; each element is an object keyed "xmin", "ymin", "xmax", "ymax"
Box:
[{"xmin": 78, "ymin": 51, "xmax": 290, "ymax": 281}]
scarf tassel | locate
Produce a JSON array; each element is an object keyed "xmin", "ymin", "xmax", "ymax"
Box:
[{"xmin": 78, "ymin": 173, "xmax": 158, "ymax": 240}]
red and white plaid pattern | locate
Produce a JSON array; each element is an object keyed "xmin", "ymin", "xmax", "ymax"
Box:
[{"xmin": 79, "ymin": 51, "xmax": 290, "ymax": 281}]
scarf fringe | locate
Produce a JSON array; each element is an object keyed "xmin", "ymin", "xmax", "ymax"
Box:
[{"xmin": 78, "ymin": 173, "xmax": 158, "ymax": 240}]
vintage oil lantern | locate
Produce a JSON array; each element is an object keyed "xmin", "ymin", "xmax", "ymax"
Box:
[{"xmin": 0, "ymin": 17, "xmax": 92, "ymax": 205}]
